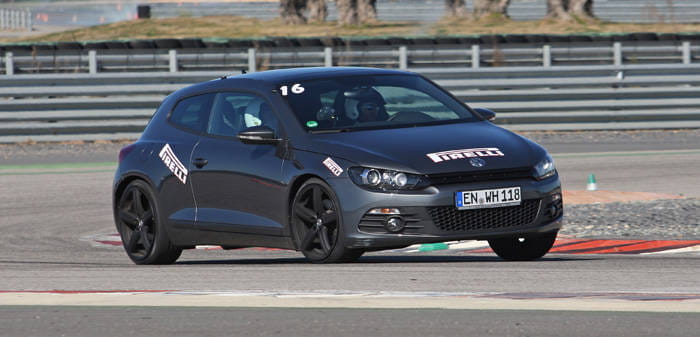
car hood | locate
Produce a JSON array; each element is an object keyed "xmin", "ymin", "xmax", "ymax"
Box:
[{"xmin": 297, "ymin": 121, "xmax": 546, "ymax": 175}]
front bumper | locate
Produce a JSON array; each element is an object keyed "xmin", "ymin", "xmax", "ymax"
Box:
[{"xmin": 327, "ymin": 174, "xmax": 563, "ymax": 250}]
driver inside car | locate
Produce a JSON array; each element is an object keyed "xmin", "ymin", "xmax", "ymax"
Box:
[{"xmin": 342, "ymin": 87, "xmax": 389, "ymax": 124}]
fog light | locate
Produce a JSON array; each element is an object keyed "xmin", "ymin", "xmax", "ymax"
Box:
[
  {"xmin": 551, "ymin": 193, "xmax": 562, "ymax": 201},
  {"xmin": 384, "ymin": 217, "xmax": 405, "ymax": 233}
]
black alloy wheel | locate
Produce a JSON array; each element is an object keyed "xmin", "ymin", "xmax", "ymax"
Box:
[
  {"xmin": 116, "ymin": 180, "xmax": 182, "ymax": 265},
  {"xmin": 291, "ymin": 178, "xmax": 363, "ymax": 263},
  {"xmin": 488, "ymin": 230, "xmax": 558, "ymax": 261}
]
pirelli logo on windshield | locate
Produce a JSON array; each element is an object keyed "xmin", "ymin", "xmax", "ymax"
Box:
[
  {"xmin": 426, "ymin": 147, "xmax": 504, "ymax": 163},
  {"xmin": 159, "ymin": 144, "xmax": 189, "ymax": 184}
]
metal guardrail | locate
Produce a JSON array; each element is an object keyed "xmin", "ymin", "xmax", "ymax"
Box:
[
  {"xmin": 0, "ymin": 8, "xmax": 32, "ymax": 31},
  {"xmin": 2, "ymin": 62, "xmax": 700, "ymax": 143},
  {"xmin": 1, "ymin": 40, "xmax": 699, "ymax": 75}
]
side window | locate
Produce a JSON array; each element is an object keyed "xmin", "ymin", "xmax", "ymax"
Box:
[
  {"xmin": 169, "ymin": 93, "xmax": 215, "ymax": 133},
  {"xmin": 207, "ymin": 92, "xmax": 278, "ymax": 137}
]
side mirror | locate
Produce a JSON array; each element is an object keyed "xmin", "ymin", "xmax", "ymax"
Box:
[
  {"xmin": 237, "ymin": 126, "xmax": 280, "ymax": 145},
  {"xmin": 473, "ymin": 108, "xmax": 496, "ymax": 122}
]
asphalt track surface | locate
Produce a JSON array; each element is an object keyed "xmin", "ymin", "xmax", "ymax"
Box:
[{"xmin": 0, "ymin": 133, "xmax": 699, "ymax": 336}]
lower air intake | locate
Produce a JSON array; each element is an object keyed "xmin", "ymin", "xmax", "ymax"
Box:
[{"xmin": 427, "ymin": 199, "xmax": 540, "ymax": 232}]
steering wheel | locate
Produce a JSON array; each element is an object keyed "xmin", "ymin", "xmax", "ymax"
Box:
[{"xmin": 388, "ymin": 111, "xmax": 435, "ymax": 123}]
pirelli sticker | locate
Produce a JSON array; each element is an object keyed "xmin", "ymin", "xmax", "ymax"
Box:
[
  {"xmin": 159, "ymin": 144, "xmax": 189, "ymax": 184},
  {"xmin": 426, "ymin": 147, "xmax": 504, "ymax": 163},
  {"xmin": 322, "ymin": 157, "xmax": 343, "ymax": 177}
]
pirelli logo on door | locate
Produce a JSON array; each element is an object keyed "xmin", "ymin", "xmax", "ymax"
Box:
[
  {"xmin": 159, "ymin": 144, "xmax": 189, "ymax": 184},
  {"xmin": 426, "ymin": 147, "xmax": 504, "ymax": 163}
]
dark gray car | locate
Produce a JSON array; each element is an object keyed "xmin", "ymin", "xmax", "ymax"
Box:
[{"xmin": 113, "ymin": 67, "xmax": 562, "ymax": 264}]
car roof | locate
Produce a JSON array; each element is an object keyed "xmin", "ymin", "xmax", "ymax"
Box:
[
  {"xmin": 167, "ymin": 67, "xmax": 418, "ymax": 100},
  {"xmin": 229, "ymin": 67, "xmax": 415, "ymax": 84}
]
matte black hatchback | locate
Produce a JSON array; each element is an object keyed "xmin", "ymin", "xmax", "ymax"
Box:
[{"xmin": 113, "ymin": 67, "xmax": 563, "ymax": 264}]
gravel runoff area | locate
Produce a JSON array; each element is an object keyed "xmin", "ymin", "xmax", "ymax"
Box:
[
  {"xmin": 561, "ymin": 198, "xmax": 700, "ymax": 240},
  {"xmin": 521, "ymin": 129, "xmax": 700, "ymax": 148},
  {"xmin": 0, "ymin": 130, "xmax": 699, "ymax": 240}
]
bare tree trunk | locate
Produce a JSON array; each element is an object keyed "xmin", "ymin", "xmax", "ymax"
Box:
[
  {"xmin": 546, "ymin": 0, "xmax": 573, "ymax": 20},
  {"xmin": 307, "ymin": 0, "xmax": 327, "ymax": 22},
  {"xmin": 280, "ymin": 0, "xmax": 307, "ymax": 24},
  {"xmin": 337, "ymin": 0, "xmax": 359, "ymax": 25},
  {"xmin": 568, "ymin": 0, "xmax": 594, "ymax": 19},
  {"xmin": 445, "ymin": 0, "xmax": 468, "ymax": 17},
  {"xmin": 473, "ymin": 0, "xmax": 511, "ymax": 18},
  {"xmin": 357, "ymin": 0, "xmax": 377, "ymax": 23}
]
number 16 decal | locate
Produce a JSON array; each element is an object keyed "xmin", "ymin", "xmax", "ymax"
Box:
[{"xmin": 280, "ymin": 83, "xmax": 305, "ymax": 96}]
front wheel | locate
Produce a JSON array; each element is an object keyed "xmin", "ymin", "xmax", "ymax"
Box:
[
  {"xmin": 115, "ymin": 180, "xmax": 182, "ymax": 265},
  {"xmin": 290, "ymin": 178, "xmax": 364, "ymax": 263},
  {"xmin": 488, "ymin": 231, "xmax": 558, "ymax": 261}
]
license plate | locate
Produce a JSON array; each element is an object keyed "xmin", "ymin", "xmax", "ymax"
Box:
[{"xmin": 455, "ymin": 187, "xmax": 521, "ymax": 210}]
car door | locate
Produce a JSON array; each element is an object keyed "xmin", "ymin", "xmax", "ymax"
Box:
[
  {"xmin": 157, "ymin": 92, "xmax": 215, "ymax": 228},
  {"xmin": 189, "ymin": 92, "xmax": 288, "ymax": 236}
]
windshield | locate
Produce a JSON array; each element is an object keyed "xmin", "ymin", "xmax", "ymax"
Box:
[{"xmin": 280, "ymin": 74, "xmax": 480, "ymax": 132}]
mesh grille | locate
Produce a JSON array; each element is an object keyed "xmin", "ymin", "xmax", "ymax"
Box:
[{"xmin": 427, "ymin": 199, "xmax": 540, "ymax": 232}]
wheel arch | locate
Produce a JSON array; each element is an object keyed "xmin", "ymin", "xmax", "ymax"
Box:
[{"xmin": 113, "ymin": 172, "xmax": 158, "ymax": 213}]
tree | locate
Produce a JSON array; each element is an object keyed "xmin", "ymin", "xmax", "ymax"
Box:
[
  {"xmin": 568, "ymin": 0, "xmax": 594, "ymax": 18},
  {"xmin": 472, "ymin": 0, "xmax": 511, "ymax": 18},
  {"xmin": 337, "ymin": 0, "xmax": 358, "ymax": 25},
  {"xmin": 357, "ymin": 0, "xmax": 378, "ymax": 23},
  {"xmin": 280, "ymin": 0, "xmax": 307, "ymax": 24},
  {"xmin": 307, "ymin": 0, "xmax": 328, "ymax": 22},
  {"xmin": 337, "ymin": 0, "xmax": 377, "ymax": 25},
  {"xmin": 546, "ymin": 0, "xmax": 595, "ymax": 21},
  {"xmin": 445, "ymin": 0, "xmax": 468, "ymax": 17}
]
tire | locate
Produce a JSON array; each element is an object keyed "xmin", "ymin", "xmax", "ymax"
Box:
[
  {"xmin": 488, "ymin": 231, "xmax": 558, "ymax": 261},
  {"xmin": 290, "ymin": 178, "xmax": 364, "ymax": 263},
  {"xmin": 115, "ymin": 180, "xmax": 182, "ymax": 265}
]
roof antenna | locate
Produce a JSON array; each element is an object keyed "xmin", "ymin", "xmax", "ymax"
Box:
[{"xmin": 241, "ymin": 69, "xmax": 247, "ymax": 74}]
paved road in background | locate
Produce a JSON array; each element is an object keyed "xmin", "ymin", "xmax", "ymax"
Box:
[{"xmin": 0, "ymin": 131, "xmax": 698, "ymax": 336}]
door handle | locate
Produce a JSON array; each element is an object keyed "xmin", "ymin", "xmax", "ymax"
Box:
[{"xmin": 193, "ymin": 158, "xmax": 208, "ymax": 168}]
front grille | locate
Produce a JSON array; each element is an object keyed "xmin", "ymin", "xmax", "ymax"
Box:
[
  {"xmin": 427, "ymin": 199, "xmax": 540, "ymax": 232},
  {"xmin": 427, "ymin": 168, "xmax": 534, "ymax": 185}
]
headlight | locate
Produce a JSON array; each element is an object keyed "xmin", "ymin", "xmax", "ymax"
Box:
[
  {"xmin": 348, "ymin": 167, "xmax": 426, "ymax": 191},
  {"xmin": 533, "ymin": 154, "xmax": 556, "ymax": 180}
]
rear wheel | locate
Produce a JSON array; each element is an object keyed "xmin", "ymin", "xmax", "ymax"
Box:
[
  {"xmin": 290, "ymin": 178, "xmax": 364, "ymax": 263},
  {"xmin": 488, "ymin": 231, "xmax": 558, "ymax": 261},
  {"xmin": 116, "ymin": 180, "xmax": 182, "ymax": 265}
]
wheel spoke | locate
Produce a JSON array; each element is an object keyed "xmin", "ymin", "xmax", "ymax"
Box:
[
  {"xmin": 119, "ymin": 210, "xmax": 139, "ymax": 228},
  {"xmin": 141, "ymin": 210, "xmax": 153, "ymax": 225},
  {"xmin": 319, "ymin": 226, "xmax": 332, "ymax": 253},
  {"xmin": 312, "ymin": 186, "xmax": 324, "ymax": 213},
  {"xmin": 301, "ymin": 226, "xmax": 320, "ymax": 251},
  {"xmin": 319, "ymin": 211, "xmax": 337, "ymax": 226},
  {"xmin": 294, "ymin": 204, "xmax": 316, "ymax": 223},
  {"xmin": 132, "ymin": 189, "xmax": 144, "ymax": 214},
  {"xmin": 126, "ymin": 231, "xmax": 141, "ymax": 253},
  {"xmin": 140, "ymin": 229, "xmax": 152, "ymax": 252}
]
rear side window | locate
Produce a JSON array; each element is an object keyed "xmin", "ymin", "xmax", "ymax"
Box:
[
  {"xmin": 169, "ymin": 93, "xmax": 216, "ymax": 133},
  {"xmin": 207, "ymin": 92, "xmax": 279, "ymax": 137}
]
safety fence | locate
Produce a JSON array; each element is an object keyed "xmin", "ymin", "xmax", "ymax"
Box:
[
  {"xmin": 2, "ymin": 62, "xmax": 700, "ymax": 143},
  {"xmin": 1, "ymin": 39, "xmax": 699, "ymax": 75},
  {"xmin": 0, "ymin": 8, "xmax": 32, "ymax": 31}
]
